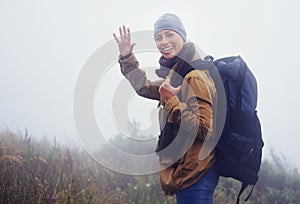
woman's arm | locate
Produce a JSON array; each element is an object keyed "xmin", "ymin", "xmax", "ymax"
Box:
[
  {"xmin": 119, "ymin": 53, "xmax": 163, "ymax": 100},
  {"xmin": 114, "ymin": 25, "xmax": 163, "ymax": 100}
]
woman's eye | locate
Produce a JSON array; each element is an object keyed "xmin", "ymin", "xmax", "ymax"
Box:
[{"xmin": 155, "ymin": 36, "xmax": 162, "ymax": 41}]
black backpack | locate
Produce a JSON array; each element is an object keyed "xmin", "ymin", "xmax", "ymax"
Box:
[
  {"xmin": 205, "ymin": 55, "xmax": 264, "ymax": 204},
  {"xmin": 157, "ymin": 55, "xmax": 264, "ymax": 203}
]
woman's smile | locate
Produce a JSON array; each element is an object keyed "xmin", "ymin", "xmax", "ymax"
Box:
[{"xmin": 155, "ymin": 30, "xmax": 185, "ymax": 59}]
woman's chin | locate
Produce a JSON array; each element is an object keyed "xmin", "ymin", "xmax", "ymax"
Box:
[{"xmin": 163, "ymin": 53, "xmax": 176, "ymax": 59}]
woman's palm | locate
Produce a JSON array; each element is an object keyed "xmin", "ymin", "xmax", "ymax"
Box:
[{"xmin": 113, "ymin": 25, "xmax": 136, "ymax": 57}]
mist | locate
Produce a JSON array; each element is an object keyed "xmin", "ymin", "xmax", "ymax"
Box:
[{"xmin": 1, "ymin": 0, "xmax": 300, "ymax": 170}]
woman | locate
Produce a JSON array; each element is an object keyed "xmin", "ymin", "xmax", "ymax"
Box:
[{"xmin": 113, "ymin": 13, "xmax": 219, "ymax": 204}]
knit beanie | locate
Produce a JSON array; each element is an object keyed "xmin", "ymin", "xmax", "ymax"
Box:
[{"xmin": 154, "ymin": 13, "xmax": 187, "ymax": 41}]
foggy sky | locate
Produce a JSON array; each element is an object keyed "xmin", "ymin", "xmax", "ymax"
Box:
[{"xmin": 1, "ymin": 0, "xmax": 300, "ymax": 170}]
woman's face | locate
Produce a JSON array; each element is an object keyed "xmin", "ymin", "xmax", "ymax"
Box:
[{"xmin": 155, "ymin": 30, "xmax": 185, "ymax": 59}]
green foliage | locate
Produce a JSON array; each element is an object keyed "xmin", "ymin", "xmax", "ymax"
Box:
[
  {"xmin": 1, "ymin": 129, "xmax": 300, "ymax": 204},
  {"xmin": 256, "ymin": 160, "xmax": 300, "ymax": 204},
  {"xmin": 214, "ymin": 156, "xmax": 300, "ymax": 204}
]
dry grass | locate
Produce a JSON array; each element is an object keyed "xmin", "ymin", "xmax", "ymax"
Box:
[{"xmin": 1, "ymin": 128, "xmax": 299, "ymax": 203}]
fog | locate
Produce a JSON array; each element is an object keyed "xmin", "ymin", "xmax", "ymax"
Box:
[{"xmin": 1, "ymin": 0, "xmax": 300, "ymax": 170}]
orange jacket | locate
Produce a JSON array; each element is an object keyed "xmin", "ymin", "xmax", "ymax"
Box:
[{"xmin": 119, "ymin": 52, "xmax": 217, "ymax": 195}]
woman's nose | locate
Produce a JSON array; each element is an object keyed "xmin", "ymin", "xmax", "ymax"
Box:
[{"xmin": 161, "ymin": 36, "xmax": 168, "ymax": 45}]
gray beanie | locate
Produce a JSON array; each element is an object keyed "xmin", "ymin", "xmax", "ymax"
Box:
[{"xmin": 154, "ymin": 13, "xmax": 187, "ymax": 41}]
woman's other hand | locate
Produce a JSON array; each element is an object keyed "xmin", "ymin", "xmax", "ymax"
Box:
[{"xmin": 159, "ymin": 78, "xmax": 181, "ymax": 103}]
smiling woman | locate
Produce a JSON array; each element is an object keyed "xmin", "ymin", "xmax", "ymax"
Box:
[
  {"xmin": 113, "ymin": 13, "xmax": 220, "ymax": 204},
  {"xmin": 155, "ymin": 30, "xmax": 185, "ymax": 59},
  {"xmin": 154, "ymin": 13, "xmax": 186, "ymax": 59}
]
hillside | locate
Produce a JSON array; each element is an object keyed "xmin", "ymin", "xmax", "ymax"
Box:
[{"xmin": 1, "ymin": 130, "xmax": 299, "ymax": 203}]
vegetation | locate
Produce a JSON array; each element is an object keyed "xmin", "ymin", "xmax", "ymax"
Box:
[{"xmin": 0, "ymin": 129, "xmax": 299, "ymax": 203}]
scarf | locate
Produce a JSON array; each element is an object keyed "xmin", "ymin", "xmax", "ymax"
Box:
[
  {"xmin": 155, "ymin": 42, "xmax": 197, "ymax": 159},
  {"xmin": 155, "ymin": 42, "xmax": 197, "ymax": 87},
  {"xmin": 154, "ymin": 42, "xmax": 219, "ymax": 160},
  {"xmin": 155, "ymin": 43, "xmax": 226, "ymax": 161}
]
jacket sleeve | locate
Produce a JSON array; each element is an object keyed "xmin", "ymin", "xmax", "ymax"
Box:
[
  {"xmin": 164, "ymin": 71, "xmax": 213, "ymax": 141},
  {"xmin": 119, "ymin": 54, "xmax": 163, "ymax": 100}
]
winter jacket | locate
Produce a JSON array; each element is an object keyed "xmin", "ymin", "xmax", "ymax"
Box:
[{"xmin": 118, "ymin": 49, "xmax": 217, "ymax": 195}]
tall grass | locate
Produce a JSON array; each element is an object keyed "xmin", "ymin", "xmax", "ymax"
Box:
[
  {"xmin": 0, "ymin": 129, "xmax": 172, "ymax": 204},
  {"xmin": 1, "ymin": 129, "xmax": 299, "ymax": 203}
]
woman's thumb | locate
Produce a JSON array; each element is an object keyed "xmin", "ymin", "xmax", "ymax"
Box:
[
  {"xmin": 130, "ymin": 43, "xmax": 136, "ymax": 51},
  {"xmin": 173, "ymin": 85, "xmax": 181, "ymax": 95},
  {"xmin": 176, "ymin": 85, "xmax": 182, "ymax": 91}
]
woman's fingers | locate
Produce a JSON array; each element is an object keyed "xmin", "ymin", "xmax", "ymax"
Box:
[
  {"xmin": 127, "ymin": 27, "xmax": 131, "ymax": 42},
  {"xmin": 119, "ymin": 26, "xmax": 124, "ymax": 40},
  {"xmin": 173, "ymin": 85, "xmax": 182, "ymax": 95},
  {"xmin": 159, "ymin": 78, "xmax": 181, "ymax": 95},
  {"xmin": 122, "ymin": 25, "xmax": 127, "ymax": 36},
  {"xmin": 113, "ymin": 25, "xmax": 129, "ymax": 44},
  {"xmin": 113, "ymin": 25, "xmax": 135, "ymax": 56},
  {"xmin": 115, "ymin": 25, "xmax": 130, "ymax": 42},
  {"xmin": 130, "ymin": 43, "xmax": 136, "ymax": 52},
  {"xmin": 113, "ymin": 33, "xmax": 119, "ymax": 43},
  {"xmin": 123, "ymin": 25, "xmax": 130, "ymax": 41},
  {"xmin": 160, "ymin": 78, "xmax": 171, "ymax": 90}
]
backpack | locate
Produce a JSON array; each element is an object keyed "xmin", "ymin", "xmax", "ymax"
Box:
[
  {"xmin": 205, "ymin": 55, "xmax": 264, "ymax": 204},
  {"xmin": 157, "ymin": 54, "xmax": 264, "ymax": 203}
]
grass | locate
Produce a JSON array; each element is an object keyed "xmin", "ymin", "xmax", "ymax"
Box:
[
  {"xmin": 0, "ymin": 129, "xmax": 171, "ymax": 204},
  {"xmin": 1, "ymin": 128, "xmax": 299, "ymax": 203}
]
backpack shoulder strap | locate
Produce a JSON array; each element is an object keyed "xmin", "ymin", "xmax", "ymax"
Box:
[
  {"xmin": 171, "ymin": 58, "xmax": 215, "ymax": 87},
  {"xmin": 236, "ymin": 182, "xmax": 256, "ymax": 204}
]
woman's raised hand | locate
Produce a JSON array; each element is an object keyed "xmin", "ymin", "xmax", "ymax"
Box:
[{"xmin": 113, "ymin": 25, "xmax": 136, "ymax": 57}]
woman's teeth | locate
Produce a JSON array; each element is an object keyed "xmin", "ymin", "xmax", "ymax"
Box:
[{"xmin": 162, "ymin": 47, "xmax": 173, "ymax": 51}]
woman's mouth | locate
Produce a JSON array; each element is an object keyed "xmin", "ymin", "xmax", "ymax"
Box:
[{"xmin": 161, "ymin": 47, "xmax": 173, "ymax": 52}]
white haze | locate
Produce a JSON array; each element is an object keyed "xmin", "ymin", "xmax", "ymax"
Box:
[{"xmin": 0, "ymin": 0, "xmax": 299, "ymax": 170}]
